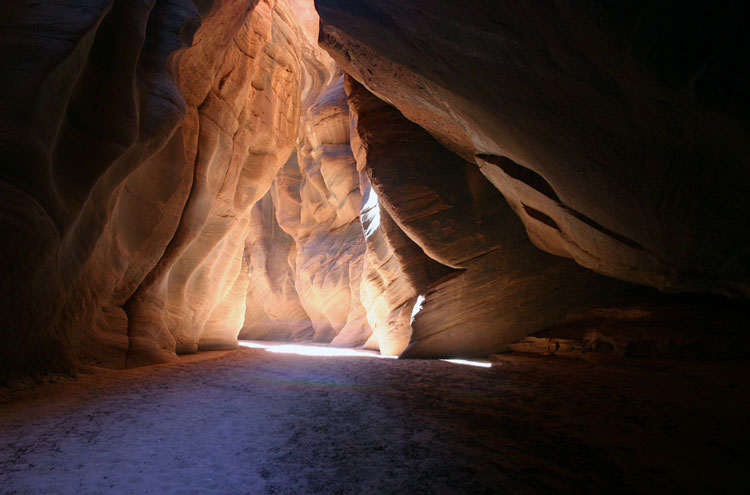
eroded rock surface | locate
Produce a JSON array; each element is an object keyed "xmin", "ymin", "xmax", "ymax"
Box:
[
  {"xmin": 125, "ymin": 0, "xmax": 308, "ymax": 366},
  {"xmin": 240, "ymin": 46, "xmax": 372, "ymax": 346},
  {"xmin": 241, "ymin": 165, "xmax": 314, "ymax": 342},
  {"xmin": 316, "ymin": 0, "xmax": 750, "ymax": 298},
  {"xmin": 1, "ymin": 0, "xmax": 204, "ymax": 374},
  {"xmin": 347, "ymin": 78, "xmax": 630, "ymax": 357},
  {"xmin": 3, "ymin": 0, "xmax": 750, "ymax": 376},
  {"xmin": 0, "ymin": 0, "xmax": 320, "ymax": 374}
]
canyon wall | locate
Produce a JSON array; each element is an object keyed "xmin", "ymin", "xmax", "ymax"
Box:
[
  {"xmin": 241, "ymin": 73, "xmax": 372, "ymax": 347},
  {"xmin": 2, "ymin": 0, "xmax": 749, "ymax": 376},
  {"xmin": 124, "ymin": 0, "xmax": 309, "ymax": 366},
  {"xmin": 0, "ymin": 0, "xmax": 319, "ymax": 375},
  {"xmin": 1, "ymin": 0, "xmax": 203, "ymax": 375},
  {"xmin": 347, "ymin": 77, "xmax": 633, "ymax": 357},
  {"xmin": 315, "ymin": 0, "xmax": 750, "ymax": 299}
]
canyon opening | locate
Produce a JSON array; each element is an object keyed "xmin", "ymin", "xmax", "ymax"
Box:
[{"xmin": 1, "ymin": 0, "xmax": 749, "ymax": 493}]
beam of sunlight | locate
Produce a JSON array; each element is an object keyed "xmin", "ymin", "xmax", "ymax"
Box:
[
  {"xmin": 240, "ymin": 341, "xmax": 491, "ymax": 367},
  {"xmin": 361, "ymin": 187, "xmax": 381, "ymax": 239},
  {"xmin": 410, "ymin": 294, "xmax": 425, "ymax": 324},
  {"xmin": 441, "ymin": 359, "xmax": 493, "ymax": 368},
  {"xmin": 239, "ymin": 341, "xmax": 397, "ymax": 359},
  {"xmin": 266, "ymin": 345, "xmax": 390, "ymax": 358},
  {"xmin": 239, "ymin": 341, "xmax": 271, "ymax": 349}
]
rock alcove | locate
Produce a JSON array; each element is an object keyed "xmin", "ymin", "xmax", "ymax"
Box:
[
  {"xmin": 2, "ymin": 1, "xmax": 750, "ymax": 493},
  {"xmin": 1, "ymin": 0, "xmax": 750, "ymax": 377}
]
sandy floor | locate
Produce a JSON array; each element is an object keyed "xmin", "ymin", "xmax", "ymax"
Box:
[{"xmin": 2, "ymin": 347, "xmax": 749, "ymax": 494}]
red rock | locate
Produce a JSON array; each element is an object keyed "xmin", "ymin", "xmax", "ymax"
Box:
[
  {"xmin": 316, "ymin": 0, "xmax": 750, "ymax": 298},
  {"xmin": 0, "ymin": 0, "xmax": 204, "ymax": 374},
  {"xmin": 0, "ymin": 0, "xmax": 319, "ymax": 373},
  {"xmin": 240, "ymin": 43, "xmax": 371, "ymax": 346},
  {"xmin": 2, "ymin": 0, "xmax": 749, "ymax": 375},
  {"xmin": 346, "ymin": 77, "xmax": 630, "ymax": 357}
]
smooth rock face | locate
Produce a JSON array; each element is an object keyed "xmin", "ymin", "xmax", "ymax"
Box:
[
  {"xmin": 347, "ymin": 78, "xmax": 630, "ymax": 357},
  {"xmin": 125, "ymin": 0, "xmax": 308, "ymax": 366},
  {"xmin": 0, "ymin": 0, "xmax": 318, "ymax": 374},
  {"xmin": 356, "ymin": 179, "xmax": 453, "ymax": 355},
  {"xmin": 240, "ymin": 63, "xmax": 372, "ymax": 346},
  {"xmin": 291, "ymin": 74, "xmax": 370, "ymax": 345},
  {"xmin": 0, "ymin": 0, "xmax": 204, "ymax": 374},
  {"xmin": 315, "ymin": 0, "xmax": 750, "ymax": 298},
  {"xmin": 3, "ymin": 0, "xmax": 749, "ymax": 376},
  {"xmin": 241, "ymin": 161, "xmax": 315, "ymax": 342}
]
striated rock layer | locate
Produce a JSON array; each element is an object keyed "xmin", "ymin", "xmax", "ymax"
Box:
[
  {"xmin": 241, "ymin": 162, "xmax": 315, "ymax": 343},
  {"xmin": 347, "ymin": 78, "xmax": 631, "ymax": 357},
  {"xmin": 124, "ymin": 0, "xmax": 309, "ymax": 366},
  {"xmin": 316, "ymin": 0, "xmax": 750, "ymax": 299},
  {"xmin": 241, "ymin": 71, "xmax": 372, "ymax": 346},
  {"xmin": 1, "ymin": 0, "xmax": 204, "ymax": 375},
  {"xmin": 3, "ymin": 0, "xmax": 750, "ymax": 376},
  {"xmin": 0, "ymin": 0, "xmax": 321, "ymax": 375}
]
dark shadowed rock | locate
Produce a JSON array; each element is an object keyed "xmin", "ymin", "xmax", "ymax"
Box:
[
  {"xmin": 316, "ymin": 0, "xmax": 750, "ymax": 298},
  {"xmin": 346, "ymin": 77, "xmax": 631, "ymax": 358}
]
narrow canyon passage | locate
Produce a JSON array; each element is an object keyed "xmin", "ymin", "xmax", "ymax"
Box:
[
  {"xmin": 2, "ymin": 349, "xmax": 748, "ymax": 494},
  {"xmin": 2, "ymin": 1, "xmax": 750, "ymax": 493}
]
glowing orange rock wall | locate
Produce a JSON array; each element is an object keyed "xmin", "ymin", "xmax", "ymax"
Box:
[
  {"xmin": 241, "ymin": 69, "xmax": 372, "ymax": 347},
  {"xmin": 1, "ymin": 0, "xmax": 204, "ymax": 374},
  {"xmin": 4, "ymin": 0, "xmax": 749, "ymax": 377},
  {"xmin": 124, "ymin": 0, "xmax": 308, "ymax": 366},
  {"xmin": 0, "ymin": 0, "xmax": 318, "ymax": 374}
]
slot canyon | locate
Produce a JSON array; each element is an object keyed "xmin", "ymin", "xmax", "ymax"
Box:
[{"xmin": 1, "ymin": 0, "xmax": 749, "ymax": 493}]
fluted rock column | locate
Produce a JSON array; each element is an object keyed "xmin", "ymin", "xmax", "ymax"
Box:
[{"xmin": 124, "ymin": 0, "xmax": 308, "ymax": 366}]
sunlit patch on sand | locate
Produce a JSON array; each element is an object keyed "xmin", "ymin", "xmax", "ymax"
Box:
[
  {"xmin": 266, "ymin": 345, "xmax": 397, "ymax": 358},
  {"xmin": 239, "ymin": 341, "xmax": 397, "ymax": 359},
  {"xmin": 238, "ymin": 341, "xmax": 271, "ymax": 349},
  {"xmin": 441, "ymin": 359, "xmax": 492, "ymax": 368},
  {"xmin": 239, "ymin": 341, "xmax": 491, "ymax": 367}
]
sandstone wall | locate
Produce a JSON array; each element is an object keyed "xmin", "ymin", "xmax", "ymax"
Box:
[
  {"xmin": 241, "ymin": 70, "xmax": 372, "ymax": 347},
  {"xmin": 347, "ymin": 77, "xmax": 631, "ymax": 357},
  {"xmin": 1, "ymin": 0, "xmax": 203, "ymax": 375},
  {"xmin": 0, "ymin": 0, "xmax": 315, "ymax": 375},
  {"xmin": 315, "ymin": 0, "xmax": 750, "ymax": 299},
  {"xmin": 3, "ymin": 0, "xmax": 749, "ymax": 376},
  {"xmin": 241, "ymin": 161, "xmax": 315, "ymax": 342},
  {"xmin": 124, "ymin": 0, "xmax": 307, "ymax": 366}
]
